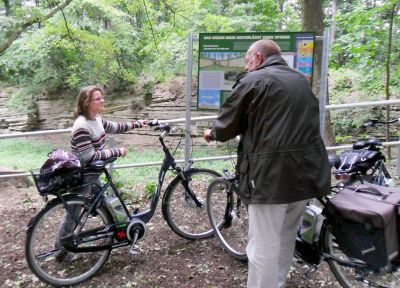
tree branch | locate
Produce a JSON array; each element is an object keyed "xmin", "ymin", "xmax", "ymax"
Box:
[
  {"xmin": 142, "ymin": 0, "xmax": 159, "ymax": 53},
  {"xmin": 159, "ymin": 0, "xmax": 193, "ymax": 24},
  {"xmin": 0, "ymin": 0, "xmax": 74, "ymax": 54},
  {"xmin": 56, "ymin": 1, "xmax": 77, "ymax": 48}
]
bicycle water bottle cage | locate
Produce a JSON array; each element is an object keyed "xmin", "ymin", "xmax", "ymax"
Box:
[{"xmin": 352, "ymin": 138, "xmax": 382, "ymax": 150}]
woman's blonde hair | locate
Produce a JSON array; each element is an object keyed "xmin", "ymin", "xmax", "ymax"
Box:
[{"xmin": 74, "ymin": 85, "xmax": 104, "ymax": 119}]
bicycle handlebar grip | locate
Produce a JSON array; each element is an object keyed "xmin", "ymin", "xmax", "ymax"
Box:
[
  {"xmin": 148, "ymin": 119, "xmax": 170, "ymax": 133},
  {"xmin": 148, "ymin": 119, "xmax": 159, "ymax": 127}
]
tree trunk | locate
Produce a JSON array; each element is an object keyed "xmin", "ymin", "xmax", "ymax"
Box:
[
  {"xmin": 215, "ymin": 0, "xmax": 222, "ymax": 15},
  {"xmin": 3, "ymin": 0, "xmax": 11, "ymax": 16},
  {"xmin": 300, "ymin": 0, "xmax": 335, "ymax": 147},
  {"xmin": 330, "ymin": 0, "xmax": 337, "ymax": 45},
  {"xmin": 300, "ymin": 0, "xmax": 323, "ymax": 94},
  {"xmin": 385, "ymin": 2, "xmax": 398, "ymax": 159},
  {"xmin": 277, "ymin": 0, "xmax": 285, "ymax": 30}
]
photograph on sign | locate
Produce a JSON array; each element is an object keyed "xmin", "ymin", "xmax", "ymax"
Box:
[{"xmin": 197, "ymin": 32, "xmax": 315, "ymax": 110}]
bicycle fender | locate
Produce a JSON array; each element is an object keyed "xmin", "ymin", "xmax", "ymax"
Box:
[{"xmin": 25, "ymin": 195, "xmax": 91, "ymax": 229}]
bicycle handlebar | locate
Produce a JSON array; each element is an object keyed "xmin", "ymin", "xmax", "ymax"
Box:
[
  {"xmin": 148, "ymin": 119, "xmax": 171, "ymax": 133},
  {"xmin": 362, "ymin": 118, "xmax": 400, "ymax": 128}
]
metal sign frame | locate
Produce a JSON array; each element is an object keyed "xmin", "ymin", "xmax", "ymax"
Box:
[{"xmin": 196, "ymin": 32, "xmax": 316, "ymax": 110}]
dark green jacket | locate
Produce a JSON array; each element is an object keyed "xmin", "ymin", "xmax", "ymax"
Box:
[{"xmin": 211, "ymin": 54, "xmax": 331, "ymax": 204}]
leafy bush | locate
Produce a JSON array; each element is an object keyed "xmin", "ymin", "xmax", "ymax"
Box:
[{"xmin": 329, "ymin": 68, "xmax": 386, "ymax": 137}]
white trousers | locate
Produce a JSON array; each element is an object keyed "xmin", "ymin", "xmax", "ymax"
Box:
[{"xmin": 246, "ymin": 200, "xmax": 308, "ymax": 288}]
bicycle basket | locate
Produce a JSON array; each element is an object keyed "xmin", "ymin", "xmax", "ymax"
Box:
[
  {"xmin": 33, "ymin": 148, "xmax": 83, "ymax": 195},
  {"xmin": 32, "ymin": 169, "xmax": 82, "ymax": 196}
]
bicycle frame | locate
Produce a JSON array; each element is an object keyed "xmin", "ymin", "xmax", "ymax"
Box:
[
  {"xmin": 59, "ymin": 124, "xmax": 205, "ymax": 252},
  {"xmin": 221, "ymin": 171, "xmax": 240, "ymax": 229}
]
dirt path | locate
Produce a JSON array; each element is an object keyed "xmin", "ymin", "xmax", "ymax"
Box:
[{"xmin": 0, "ymin": 181, "xmax": 344, "ymax": 288}]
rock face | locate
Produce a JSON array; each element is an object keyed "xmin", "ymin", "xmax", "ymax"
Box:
[{"xmin": 0, "ymin": 77, "xmax": 216, "ymax": 135}]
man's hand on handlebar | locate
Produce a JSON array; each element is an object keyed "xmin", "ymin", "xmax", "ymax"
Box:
[{"xmin": 204, "ymin": 129, "xmax": 213, "ymax": 143}]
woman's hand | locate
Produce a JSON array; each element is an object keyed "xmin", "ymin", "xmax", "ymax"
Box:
[
  {"xmin": 138, "ymin": 119, "xmax": 148, "ymax": 127},
  {"xmin": 119, "ymin": 147, "xmax": 128, "ymax": 157}
]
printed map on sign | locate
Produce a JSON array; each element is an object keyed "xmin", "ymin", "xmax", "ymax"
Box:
[{"xmin": 198, "ymin": 32, "xmax": 315, "ymax": 110}]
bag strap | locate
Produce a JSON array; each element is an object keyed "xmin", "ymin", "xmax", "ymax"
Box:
[{"xmin": 352, "ymin": 186, "xmax": 389, "ymax": 199}]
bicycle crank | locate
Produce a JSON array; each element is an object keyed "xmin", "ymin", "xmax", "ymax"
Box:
[{"xmin": 127, "ymin": 218, "xmax": 147, "ymax": 255}]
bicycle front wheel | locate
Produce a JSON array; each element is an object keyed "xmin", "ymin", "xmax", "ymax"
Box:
[
  {"xmin": 207, "ymin": 177, "xmax": 248, "ymax": 261},
  {"xmin": 162, "ymin": 168, "xmax": 221, "ymax": 240},
  {"xmin": 323, "ymin": 224, "xmax": 400, "ymax": 288},
  {"xmin": 25, "ymin": 196, "xmax": 113, "ymax": 287}
]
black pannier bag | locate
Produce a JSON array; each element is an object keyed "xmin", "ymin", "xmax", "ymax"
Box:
[
  {"xmin": 326, "ymin": 183, "xmax": 400, "ymax": 269},
  {"xmin": 32, "ymin": 148, "xmax": 82, "ymax": 195}
]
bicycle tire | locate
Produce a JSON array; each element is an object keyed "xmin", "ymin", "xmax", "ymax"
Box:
[
  {"xmin": 207, "ymin": 177, "xmax": 248, "ymax": 261},
  {"xmin": 162, "ymin": 168, "xmax": 221, "ymax": 240},
  {"xmin": 323, "ymin": 224, "xmax": 400, "ymax": 288},
  {"xmin": 25, "ymin": 195, "xmax": 113, "ymax": 287}
]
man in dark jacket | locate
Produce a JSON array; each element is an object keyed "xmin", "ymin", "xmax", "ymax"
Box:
[{"xmin": 204, "ymin": 39, "xmax": 330, "ymax": 288}]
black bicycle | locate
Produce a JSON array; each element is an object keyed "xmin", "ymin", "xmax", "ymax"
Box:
[
  {"xmin": 330, "ymin": 118, "xmax": 399, "ymax": 189},
  {"xmin": 25, "ymin": 120, "xmax": 220, "ymax": 287},
  {"xmin": 207, "ymin": 171, "xmax": 400, "ymax": 287}
]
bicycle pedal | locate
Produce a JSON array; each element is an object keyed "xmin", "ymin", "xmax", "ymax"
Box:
[{"xmin": 129, "ymin": 243, "xmax": 139, "ymax": 255}]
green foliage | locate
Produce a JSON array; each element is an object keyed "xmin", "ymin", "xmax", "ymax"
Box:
[
  {"xmin": 1, "ymin": 0, "xmax": 397, "ymax": 147},
  {"xmin": 329, "ymin": 68, "xmax": 386, "ymax": 136},
  {"xmin": 335, "ymin": 134, "xmax": 353, "ymax": 144},
  {"xmin": 144, "ymin": 182, "xmax": 156, "ymax": 198},
  {"xmin": 0, "ymin": 136, "xmax": 231, "ymax": 187},
  {"xmin": 0, "ymin": 139, "xmax": 54, "ymax": 170},
  {"xmin": 102, "ymin": 169, "xmax": 124, "ymax": 190},
  {"xmin": 143, "ymin": 81, "xmax": 153, "ymax": 105},
  {"xmin": 330, "ymin": 0, "xmax": 400, "ymax": 95},
  {"xmin": 0, "ymin": 0, "xmax": 303, "ymax": 98},
  {"xmin": 225, "ymin": 0, "xmax": 281, "ymax": 32}
]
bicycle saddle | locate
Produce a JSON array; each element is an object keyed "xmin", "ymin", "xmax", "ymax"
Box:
[
  {"xmin": 87, "ymin": 157, "xmax": 118, "ymax": 169},
  {"xmin": 352, "ymin": 138, "xmax": 382, "ymax": 150}
]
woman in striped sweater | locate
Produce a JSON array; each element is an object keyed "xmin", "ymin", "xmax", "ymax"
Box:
[
  {"xmin": 71, "ymin": 85, "xmax": 146, "ymax": 174},
  {"xmin": 56, "ymin": 85, "xmax": 147, "ymax": 261}
]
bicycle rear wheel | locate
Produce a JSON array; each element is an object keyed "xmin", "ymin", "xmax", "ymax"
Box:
[
  {"xmin": 323, "ymin": 224, "xmax": 400, "ymax": 288},
  {"xmin": 207, "ymin": 177, "xmax": 248, "ymax": 261},
  {"xmin": 25, "ymin": 196, "xmax": 113, "ymax": 287},
  {"xmin": 162, "ymin": 168, "xmax": 221, "ymax": 240}
]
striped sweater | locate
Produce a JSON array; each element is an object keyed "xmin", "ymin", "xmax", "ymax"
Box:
[{"xmin": 71, "ymin": 115, "xmax": 141, "ymax": 175}]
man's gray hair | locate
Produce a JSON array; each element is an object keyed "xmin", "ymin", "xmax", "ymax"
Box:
[{"xmin": 250, "ymin": 39, "xmax": 281, "ymax": 58}]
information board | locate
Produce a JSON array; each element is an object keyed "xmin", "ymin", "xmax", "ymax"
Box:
[{"xmin": 197, "ymin": 32, "xmax": 315, "ymax": 109}]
